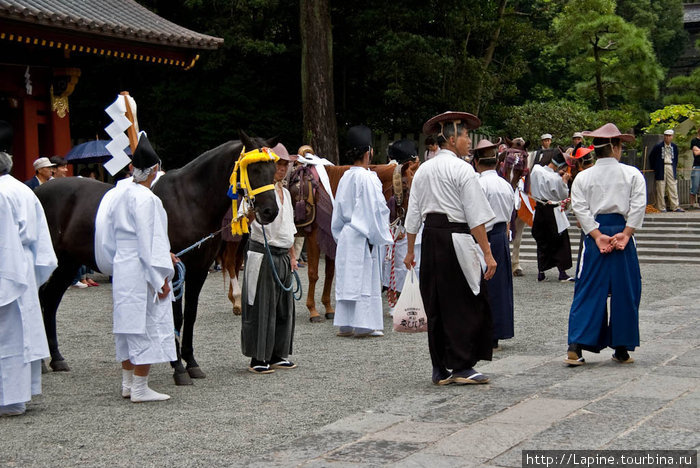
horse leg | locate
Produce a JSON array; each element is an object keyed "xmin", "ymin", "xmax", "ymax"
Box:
[
  {"xmin": 170, "ymin": 295, "xmax": 193, "ymax": 386},
  {"xmin": 322, "ymin": 255, "xmax": 335, "ymax": 319},
  {"xmin": 39, "ymin": 258, "xmax": 80, "ymax": 372},
  {"xmin": 305, "ymin": 231, "xmax": 322, "ymax": 322},
  {"xmin": 232, "ymin": 239, "xmax": 246, "ymax": 315},
  {"xmin": 182, "ymin": 267, "xmax": 208, "ymax": 379}
]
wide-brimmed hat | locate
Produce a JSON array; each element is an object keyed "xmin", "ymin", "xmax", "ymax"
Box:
[
  {"xmin": 574, "ymin": 145, "xmax": 594, "ymax": 159},
  {"xmin": 582, "ymin": 123, "xmax": 634, "ymax": 142},
  {"xmin": 422, "ymin": 111, "xmax": 481, "ymax": 135},
  {"xmin": 33, "ymin": 157, "xmax": 56, "ymax": 170},
  {"xmin": 474, "ymin": 138, "xmax": 502, "ymax": 152},
  {"xmin": 271, "ymin": 143, "xmax": 297, "ymax": 162}
]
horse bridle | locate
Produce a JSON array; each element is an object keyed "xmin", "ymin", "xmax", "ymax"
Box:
[{"xmin": 228, "ymin": 147, "xmax": 279, "ymax": 235}]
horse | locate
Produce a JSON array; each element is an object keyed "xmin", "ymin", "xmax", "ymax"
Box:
[
  {"xmin": 219, "ymin": 160, "xmax": 419, "ymax": 320},
  {"xmin": 34, "ymin": 133, "xmax": 278, "ymax": 386}
]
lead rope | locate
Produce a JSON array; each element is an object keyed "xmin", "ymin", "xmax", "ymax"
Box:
[
  {"xmin": 387, "ymin": 218, "xmax": 403, "ymax": 308},
  {"xmin": 171, "ymin": 225, "xmax": 229, "ymax": 301},
  {"xmin": 261, "ymin": 224, "xmax": 303, "ymax": 300}
]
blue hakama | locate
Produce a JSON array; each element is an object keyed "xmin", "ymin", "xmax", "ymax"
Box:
[
  {"xmin": 487, "ymin": 222, "xmax": 514, "ymax": 341},
  {"xmin": 568, "ymin": 214, "xmax": 641, "ymax": 352}
]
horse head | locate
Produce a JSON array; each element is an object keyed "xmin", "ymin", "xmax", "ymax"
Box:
[{"xmin": 236, "ymin": 131, "xmax": 279, "ymax": 225}]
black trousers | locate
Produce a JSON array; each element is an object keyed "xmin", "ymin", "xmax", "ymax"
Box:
[
  {"xmin": 419, "ymin": 214, "xmax": 493, "ymax": 371},
  {"xmin": 531, "ymin": 203, "xmax": 572, "ymax": 272}
]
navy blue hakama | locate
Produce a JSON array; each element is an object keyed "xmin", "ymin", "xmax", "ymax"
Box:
[
  {"xmin": 568, "ymin": 214, "xmax": 641, "ymax": 353},
  {"xmin": 487, "ymin": 222, "xmax": 514, "ymax": 341}
]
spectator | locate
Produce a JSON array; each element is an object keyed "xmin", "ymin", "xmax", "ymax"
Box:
[
  {"xmin": 649, "ymin": 129, "xmax": 683, "ymax": 212},
  {"xmin": 24, "ymin": 157, "xmax": 56, "ymax": 190}
]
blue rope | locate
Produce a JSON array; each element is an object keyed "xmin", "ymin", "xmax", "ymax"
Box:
[
  {"xmin": 261, "ymin": 225, "xmax": 302, "ymax": 300},
  {"xmin": 171, "ymin": 227, "xmax": 226, "ymax": 302}
]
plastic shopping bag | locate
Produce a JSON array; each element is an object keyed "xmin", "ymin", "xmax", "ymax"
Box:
[{"xmin": 392, "ymin": 268, "xmax": 428, "ymax": 333}]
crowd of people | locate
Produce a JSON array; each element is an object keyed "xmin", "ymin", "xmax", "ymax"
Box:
[{"xmin": 0, "ymin": 108, "xmax": 692, "ymax": 416}]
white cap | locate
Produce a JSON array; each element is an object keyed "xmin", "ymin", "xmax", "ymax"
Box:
[
  {"xmin": 540, "ymin": 133, "xmax": 552, "ymax": 140},
  {"xmin": 33, "ymin": 157, "xmax": 56, "ymax": 170},
  {"xmin": 572, "ymin": 132, "xmax": 584, "ymax": 138},
  {"xmin": 664, "ymin": 129, "xmax": 674, "ymax": 136}
]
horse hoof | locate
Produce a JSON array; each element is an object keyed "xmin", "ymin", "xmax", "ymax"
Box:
[
  {"xmin": 325, "ymin": 312, "xmax": 335, "ymax": 320},
  {"xmin": 309, "ymin": 315, "xmax": 323, "ymax": 323},
  {"xmin": 50, "ymin": 359, "xmax": 70, "ymax": 372},
  {"xmin": 232, "ymin": 306, "xmax": 242, "ymax": 316},
  {"xmin": 41, "ymin": 360, "xmax": 49, "ymax": 374},
  {"xmin": 187, "ymin": 366, "xmax": 206, "ymax": 379},
  {"xmin": 173, "ymin": 371, "xmax": 193, "ymax": 386}
]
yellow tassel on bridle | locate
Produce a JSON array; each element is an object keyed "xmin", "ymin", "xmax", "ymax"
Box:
[{"xmin": 229, "ymin": 147, "xmax": 279, "ymax": 236}]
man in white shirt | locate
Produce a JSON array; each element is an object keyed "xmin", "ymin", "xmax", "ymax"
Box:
[
  {"xmin": 475, "ymin": 138, "xmax": 515, "ymax": 350},
  {"xmin": 404, "ymin": 111, "xmax": 496, "ymax": 385},
  {"xmin": 242, "ymin": 143, "xmax": 299, "ymax": 374},
  {"xmin": 530, "ymin": 150, "xmax": 574, "ymax": 282},
  {"xmin": 565, "ymin": 123, "xmax": 646, "ymax": 366}
]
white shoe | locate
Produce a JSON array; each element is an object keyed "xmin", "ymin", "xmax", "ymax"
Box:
[
  {"xmin": 130, "ymin": 375, "xmax": 170, "ymax": 403},
  {"xmin": 71, "ymin": 282, "xmax": 88, "ymax": 289}
]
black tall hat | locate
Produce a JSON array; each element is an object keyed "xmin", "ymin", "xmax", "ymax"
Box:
[
  {"xmin": 551, "ymin": 149, "xmax": 567, "ymax": 168},
  {"xmin": 131, "ymin": 133, "xmax": 160, "ymax": 169},
  {"xmin": 0, "ymin": 120, "xmax": 13, "ymax": 153},
  {"xmin": 347, "ymin": 125, "xmax": 372, "ymax": 151},
  {"xmin": 388, "ymin": 139, "xmax": 418, "ymax": 163}
]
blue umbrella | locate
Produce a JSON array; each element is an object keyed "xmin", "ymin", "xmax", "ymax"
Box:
[{"xmin": 64, "ymin": 140, "xmax": 131, "ymax": 164}]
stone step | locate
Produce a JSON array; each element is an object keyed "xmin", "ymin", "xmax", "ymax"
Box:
[
  {"xmin": 518, "ymin": 238, "xmax": 700, "ymax": 249},
  {"xmin": 517, "ymin": 253, "xmax": 700, "ymax": 265},
  {"xmin": 517, "ymin": 245, "xmax": 700, "ymax": 257}
]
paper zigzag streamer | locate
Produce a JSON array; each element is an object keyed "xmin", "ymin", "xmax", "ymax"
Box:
[{"xmin": 104, "ymin": 95, "xmax": 136, "ymax": 175}]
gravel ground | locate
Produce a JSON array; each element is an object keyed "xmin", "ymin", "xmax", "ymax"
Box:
[{"xmin": 2, "ymin": 260, "xmax": 698, "ymax": 467}]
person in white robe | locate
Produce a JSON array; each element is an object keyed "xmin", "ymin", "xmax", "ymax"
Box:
[
  {"xmin": 106, "ymin": 133, "xmax": 177, "ymax": 403},
  {"xmin": 332, "ymin": 125, "xmax": 393, "ymax": 338},
  {"xmin": 0, "ymin": 125, "xmax": 58, "ymax": 416}
]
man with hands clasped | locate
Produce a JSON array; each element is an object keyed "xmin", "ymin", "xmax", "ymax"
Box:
[{"xmin": 564, "ymin": 123, "xmax": 646, "ymax": 367}]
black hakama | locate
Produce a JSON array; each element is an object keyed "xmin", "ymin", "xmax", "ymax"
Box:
[
  {"xmin": 419, "ymin": 214, "xmax": 493, "ymax": 372},
  {"xmin": 531, "ymin": 202, "xmax": 572, "ymax": 272},
  {"xmin": 241, "ymin": 241, "xmax": 295, "ymax": 361}
]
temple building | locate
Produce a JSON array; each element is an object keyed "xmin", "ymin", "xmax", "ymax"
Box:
[{"xmin": 0, "ymin": 0, "xmax": 222, "ymax": 180}]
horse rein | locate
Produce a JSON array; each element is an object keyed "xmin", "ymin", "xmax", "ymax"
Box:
[{"xmin": 228, "ymin": 147, "xmax": 279, "ymax": 235}]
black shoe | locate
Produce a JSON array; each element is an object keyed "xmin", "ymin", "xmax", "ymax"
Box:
[
  {"xmin": 537, "ymin": 271, "xmax": 545, "ymax": 282},
  {"xmin": 564, "ymin": 344, "xmax": 585, "ymax": 366},
  {"xmin": 248, "ymin": 358, "xmax": 274, "ymax": 374},
  {"xmin": 450, "ymin": 368, "xmax": 489, "ymax": 384},
  {"xmin": 270, "ymin": 356, "xmax": 297, "ymax": 369}
]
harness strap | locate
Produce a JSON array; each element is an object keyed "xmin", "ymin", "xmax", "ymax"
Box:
[{"xmin": 249, "ymin": 184, "xmax": 275, "ymax": 197}]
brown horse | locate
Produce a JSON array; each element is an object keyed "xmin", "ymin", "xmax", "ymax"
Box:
[{"xmin": 221, "ymin": 160, "xmax": 420, "ymax": 319}]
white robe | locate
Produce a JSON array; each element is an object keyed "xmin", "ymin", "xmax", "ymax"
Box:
[
  {"xmin": 332, "ymin": 167, "xmax": 393, "ymax": 330},
  {"xmin": 108, "ymin": 182, "xmax": 176, "ymax": 365},
  {"xmin": 0, "ymin": 174, "xmax": 57, "ymax": 406}
]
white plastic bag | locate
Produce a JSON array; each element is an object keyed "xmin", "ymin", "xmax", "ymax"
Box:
[{"xmin": 392, "ymin": 269, "xmax": 428, "ymax": 333}]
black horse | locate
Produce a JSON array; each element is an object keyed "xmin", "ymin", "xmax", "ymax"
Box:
[{"xmin": 35, "ymin": 133, "xmax": 278, "ymax": 385}]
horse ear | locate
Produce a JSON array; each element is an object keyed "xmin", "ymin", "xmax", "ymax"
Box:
[
  {"xmin": 265, "ymin": 136, "xmax": 279, "ymax": 148},
  {"xmin": 505, "ymin": 137, "xmax": 513, "ymax": 147},
  {"xmin": 239, "ymin": 130, "xmax": 257, "ymax": 150}
]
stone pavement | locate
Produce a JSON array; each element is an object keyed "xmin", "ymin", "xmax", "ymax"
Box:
[{"xmin": 247, "ymin": 287, "xmax": 700, "ymax": 467}]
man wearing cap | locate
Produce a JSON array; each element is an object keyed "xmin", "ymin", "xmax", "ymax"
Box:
[
  {"xmin": 570, "ymin": 132, "xmax": 584, "ymax": 151},
  {"xmin": 404, "ymin": 111, "xmax": 496, "ymax": 385},
  {"xmin": 649, "ymin": 129, "xmax": 683, "ymax": 212},
  {"xmin": 241, "ymin": 143, "xmax": 299, "ymax": 374},
  {"xmin": 332, "ymin": 125, "xmax": 393, "ymax": 338},
  {"xmin": 475, "ymin": 138, "xmax": 515, "ymax": 350},
  {"xmin": 106, "ymin": 133, "xmax": 177, "ymax": 402},
  {"xmin": 565, "ymin": 123, "xmax": 646, "ymax": 366},
  {"xmin": 532, "ymin": 133, "xmax": 553, "ymax": 167},
  {"xmin": 530, "ymin": 150, "xmax": 574, "ymax": 282},
  {"xmin": 0, "ymin": 121, "xmax": 58, "ymax": 416},
  {"xmin": 49, "ymin": 156, "xmax": 69, "ymax": 178},
  {"xmin": 24, "ymin": 157, "xmax": 56, "ymax": 190}
]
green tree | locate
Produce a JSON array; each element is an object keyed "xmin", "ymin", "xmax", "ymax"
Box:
[
  {"xmin": 552, "ymin": 0, "xmax": 663, "ymax": 109},
  {"xmin": 616, "ymin": 0, "xmax": 687, "ymax": 68}
]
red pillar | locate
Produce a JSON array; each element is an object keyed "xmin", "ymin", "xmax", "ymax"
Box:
[{"xmin": 17, "ymin": 98, "xmax": 39, "ymax": 182}]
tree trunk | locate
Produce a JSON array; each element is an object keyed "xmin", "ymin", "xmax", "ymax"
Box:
[
  {"xmin": 475, "ymin": 0, "xmax": 508, "ymax": 115},
  {"xmin": 593, "ymin": 37, "xmax": 608, "ymax": 109},
  {"xmin": 300, "ymin": 0, "xmax": 339, "ymax": 164}
]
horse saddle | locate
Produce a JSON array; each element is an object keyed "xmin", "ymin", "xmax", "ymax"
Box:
[{"xmin": 290, "ymin": 166, "xmax": 318, "ymax": 228}]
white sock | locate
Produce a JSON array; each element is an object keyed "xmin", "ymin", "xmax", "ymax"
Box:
[
  {"xmin": 121, "ymin": 369, "xmax": 134, "ymax": 398},
  {"xmin": 130, "ymin": 375, "xmax": 170, "ymax": 403}
]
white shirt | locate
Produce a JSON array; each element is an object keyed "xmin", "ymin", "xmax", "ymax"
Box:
[
  {"xmin": 478, "ymin": 170, "xmax": 515, "ymax": 232},
  {"xmin": 571, "ymin": 158, "xmax": 646, "ymax": 235},
  {"xmin": 405, "ymin": 149, "xmax": 495, "ymax": 234},
  {"xmin": 250, "ymin": 184, "xmax": 296, "ymax": 249},
  {"xmin": 530, "ymin": 164, "xmax": 569, "ymax": 203}
]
